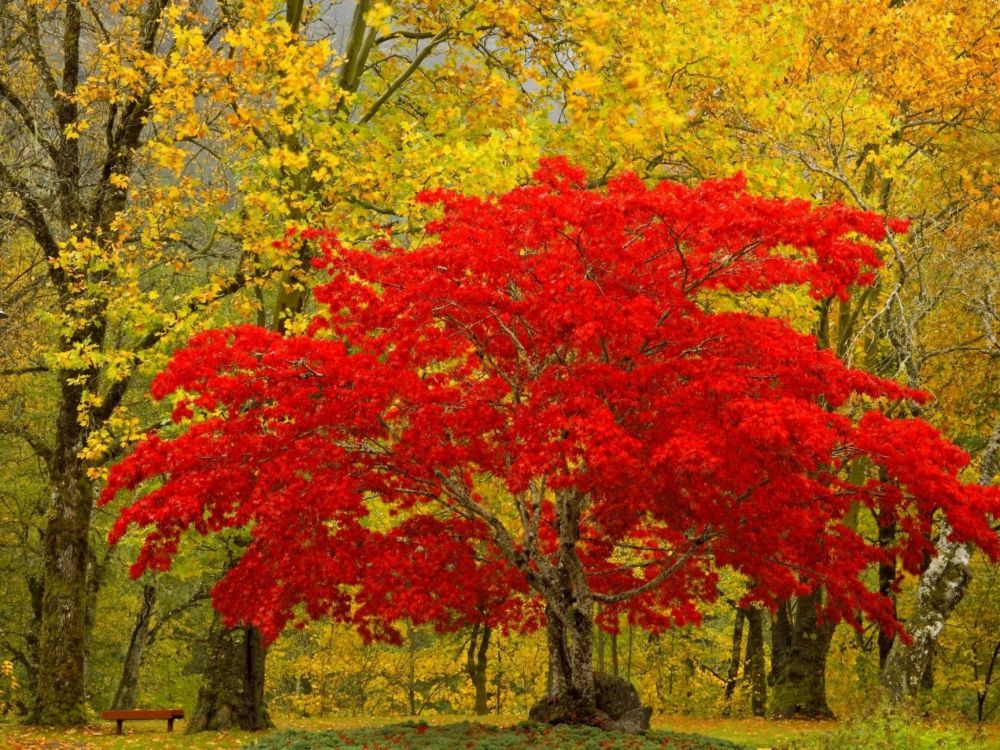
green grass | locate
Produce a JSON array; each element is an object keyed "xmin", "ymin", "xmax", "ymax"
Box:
[
  {"xmin": 0, "ymin": 715, "xmax": 996, "ymax": 750},
  {"xmin": 653, "ymin": 717, "xmax": 836, "ymax": 747}
]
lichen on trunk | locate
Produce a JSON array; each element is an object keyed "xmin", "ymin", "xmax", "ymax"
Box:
[{"xmin": 881, "ymin": 530, "xmax": 971, "ymax": 703}]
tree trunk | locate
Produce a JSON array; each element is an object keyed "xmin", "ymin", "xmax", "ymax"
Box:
[
  {"xmin": 881, "ymin": 528, "xmax": 971, "ymax": 703},
  {"xmin": 770, "ymin": 591, "xmax": 836, "ymax": 719},
  {"xmin": 540, "ymin": 598, "xmax": 601, "ymax": 717},
  {"xmin": 743, "ymin": 607, "xmax": 767, "ymax": 717},
  {"xmin": 881, "ymin": 418, "xmax": 1000, "ymax": 703},
  {"xmin": 29, "ymin": 388, "xmax": 93, "ymax": 726},
  {"xmin": 975, "ymin": 640, "xmax": 1000, "ymax": 723},
  {"xmin": 111, "ymin": 584, "xmax": 157, "ymax": 710},
  {"xmin": 187, "ymin": 615, "xmax": 272, "ymax": 732},
  {"xmin": 569, "ymin": 605, "xmax": 596, "ymax": 705},
  {"xmin": 545, "ymin": 608, "xmax": 570, "ymax": 700},
  {"xmin": 465, "ymin": 624, "xmax": 491, "ymax": 715},
  {"xmin": 770, "ymin": 599, "xmax": 791, "ymax": 689},
  {"xmin": 722, "ymin": 608, "xmax": 746, "ymax": 715},
  {"xmin": 626, "ymin": 624, "xmax": 634, "ymax": 682},
  {"xmin": 877, "ymin": 515, "xmax": 898, "ymax": 669}
]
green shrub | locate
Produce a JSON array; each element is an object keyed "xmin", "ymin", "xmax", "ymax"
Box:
[{"xmin": 242, "ymin": 721, "xmax": 751, "ymax": 750}]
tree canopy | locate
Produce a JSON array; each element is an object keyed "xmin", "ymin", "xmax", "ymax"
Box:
[{"xmin": 102, "ymin": 162, "xmax": 1000, "ymax": 713}]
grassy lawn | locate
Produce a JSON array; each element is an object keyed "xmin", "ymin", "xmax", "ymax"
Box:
[
  {"xmin": 653, "ymin": 718, "xmax": 835, "ymax": 748},
  {"xmin": 0, "ymin": 715, "xmax": 992, "ymax": 750}
]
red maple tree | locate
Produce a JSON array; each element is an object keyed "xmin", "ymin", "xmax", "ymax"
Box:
[{"xmin": 102, "ymin": 160, "xmax": 1000, "ymax": 714}]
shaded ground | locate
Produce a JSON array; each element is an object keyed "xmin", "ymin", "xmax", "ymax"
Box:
[{"xmin": 244, "ymin": 722, "xmax": 749, "ymax": 750}]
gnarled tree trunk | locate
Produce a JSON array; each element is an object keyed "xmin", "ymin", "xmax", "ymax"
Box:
[
  {"xmin": 187, "ymin": 616, "xmax": 272, "ymax": 732},
  {"xmin": 770, "ymin": 591, "xmax": 836, "ymax": 719},
  {"xmin": 29, "ymin": 386, "xmax": 94, "ymax": 726}
]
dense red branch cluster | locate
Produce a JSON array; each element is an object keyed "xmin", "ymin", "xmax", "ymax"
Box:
[{"xmin": 102, "ymin": 159, "xmax": 1000, "ymax": 643}]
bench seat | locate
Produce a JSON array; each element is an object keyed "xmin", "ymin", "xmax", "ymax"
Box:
[{"xmin": 100, "ymin": 708, "xmax": 184, "ymax": 734}]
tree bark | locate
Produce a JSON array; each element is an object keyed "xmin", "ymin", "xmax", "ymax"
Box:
[
  {"xmin": 743, "ymin": 607, "xmax": 767, "ymax": 717},
  {"xmin": 28, "ymin": 385, "xmax": 93, "ymax": 725},
  {"xmin": 770, "ymin": 600, "xmax": 791, "ymax": 689},
  {"xmin": 187, "ymin": 615, "xmax": 272, "ymax": 732},
  {"xmin": 111, "ymin": 584, "xmax": 157, "ymax": 710},
  {"xmin": 545, "ymin": 605, "xmax": 570, "ymax": 699},
  {"xmin": 23, "ymin": 576, "xmax": 43, "ymax": 698},
  {"xmin": 770, "ymin": 591, "xmax": 836, "ymax": 719}
]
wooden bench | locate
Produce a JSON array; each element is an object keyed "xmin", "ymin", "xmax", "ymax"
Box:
[{"xmin": 100, "ymin": 708, "xmax": 184, "ymax": 734}]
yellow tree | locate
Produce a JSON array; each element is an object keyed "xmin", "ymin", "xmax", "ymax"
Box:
[
  {"xmin": 0, "ymin": 0, "xmax": 247, "ymax": 724},
  {"xmin": 8, "ymin": 0, "xmax": 999, "ymax": 725},
  {"xmin": 699, "ymin": 0, "xmax": 1000, "ymax": 712},
  {"xmin": 1, "ymin": 0, "xmax": 734, "ymax": 726}
]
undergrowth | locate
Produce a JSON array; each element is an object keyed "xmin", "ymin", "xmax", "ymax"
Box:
[{"xmin": 242, "ymin": 721, "xmax": 751, "ymax": 750}]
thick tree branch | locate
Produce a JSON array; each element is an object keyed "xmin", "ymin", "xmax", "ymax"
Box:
[
  {"xmin": 24, "ymin": 5, "xmax": 59, "ymax": 103},
  {"xmin": 359, "ymin": 26, "xmax": 451, "ymax": 124},
  {"xmin": 337, "ymin": 0, "xmax": 374, "ymax": 95},
  {"xmin": 0, "ymin": 160, "xmax": 67, "ymax": 294},
  {"xmin": 0, "ymin": 80, "xmax": 59, "ymax": 161}
]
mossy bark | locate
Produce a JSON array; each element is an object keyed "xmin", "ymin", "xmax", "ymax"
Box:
[
  {"xmin": 770, "ymin": 591, "xmax": 835, "ymax": 719},
  {"xmin": 28, "ymin": 383, "xmax": 93, "ymax": 726},
  {"xmin": 187, "ymin": 615, "xmax": 272, "ymax": 732}
]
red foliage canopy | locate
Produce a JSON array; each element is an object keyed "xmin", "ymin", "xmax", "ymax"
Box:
[{"xmin": 102, "ymin": 160, "xmax": 1000, "ymax": 644}]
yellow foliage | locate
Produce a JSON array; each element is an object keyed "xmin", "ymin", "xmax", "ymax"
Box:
[{"xmin": 5, "ymin": 0, "xmax": 1000, "ymax": 723}]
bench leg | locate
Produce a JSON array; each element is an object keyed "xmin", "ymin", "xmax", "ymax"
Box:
[
  {"xmin": 116, "ymin": 719, "xmax": 123, "ymax": 735},
  {"xmin": 167, "ymin": 718, "xmax": 174, "ymax": 732}
]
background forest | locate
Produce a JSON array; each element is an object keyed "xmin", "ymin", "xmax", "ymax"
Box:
[{"xmin": 2, "ymin": 0, "xmax": 1000, "ymax": 743}]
